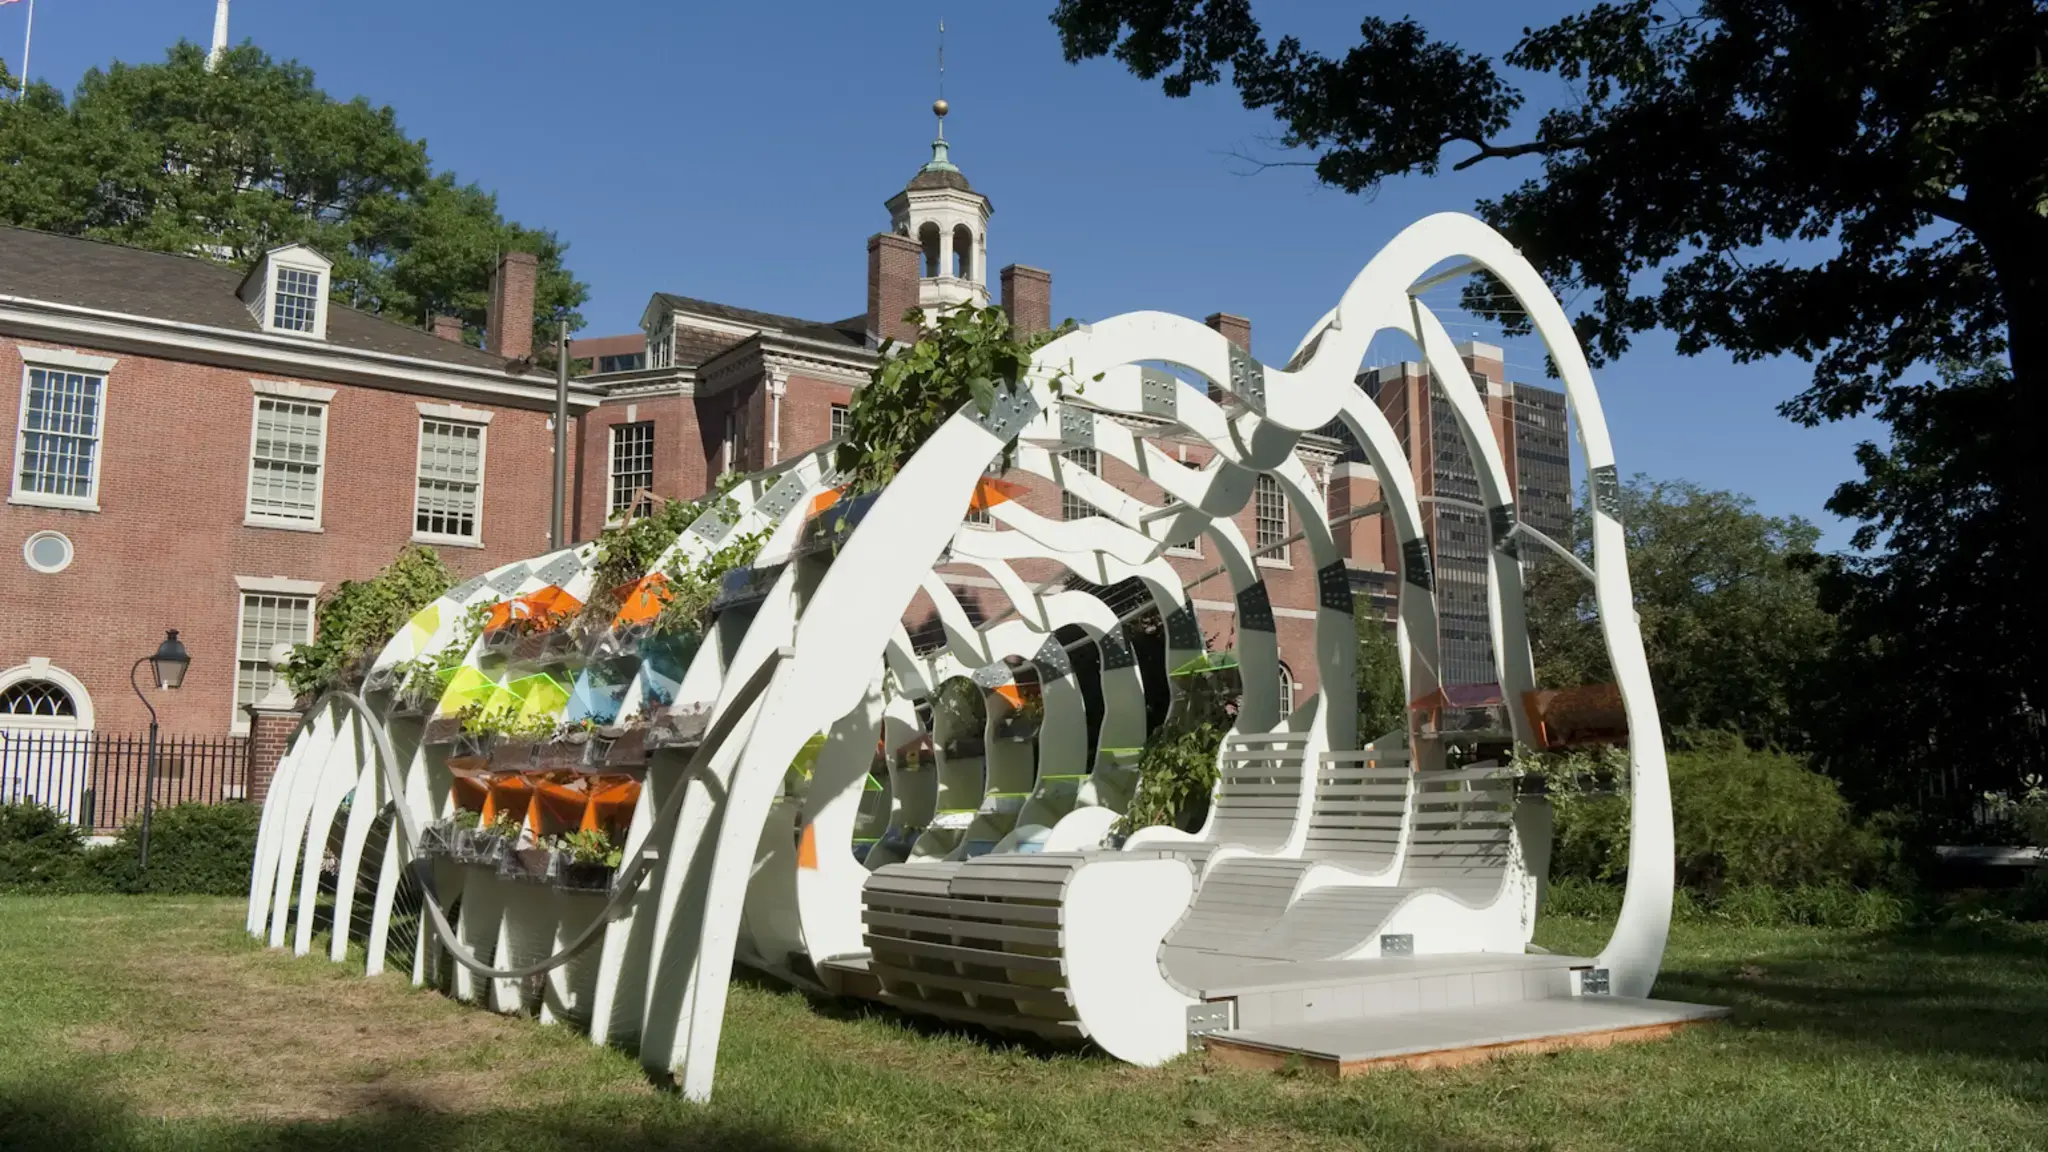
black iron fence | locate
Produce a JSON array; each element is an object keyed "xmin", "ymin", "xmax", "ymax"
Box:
[{"xmin": 0, "ymin": 730, "xmax": 251, "ymax": 834}]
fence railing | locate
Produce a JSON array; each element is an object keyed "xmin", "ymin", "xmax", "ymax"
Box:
[{"xmin": 0, "ymin": 730, "xmax": 251, "ymax": 834}]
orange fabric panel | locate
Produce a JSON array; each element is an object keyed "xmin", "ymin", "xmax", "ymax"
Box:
[
  {"xmin": 993, "ymin": 683, "xmax": 1025, "ymax": 708},
  {"xmin": 534, "ymin": 780, "xmax": 590, "ymax": 835},
  {"xmin": 450, "ymin": 777, "xmax": 488, "ymax": 814},
  {"xmin": 610, "ymin": 573, "xmax": 672, "ymax": 627},
  {"xmin": 796, "ymin": 823, "xmax": 818, "ymax": 870},
  {"xmin": 966, "ymin": 476, "xmax": 1027, "ymax": 513},
  {"xmin": 806, "ymin": 488, "xmax": 844, "ymax": 518}
]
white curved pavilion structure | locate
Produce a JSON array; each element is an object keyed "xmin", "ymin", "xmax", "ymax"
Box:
[{"xmin": 249, "ymin": 213, "xmax": 1723, "ymax": 1097}]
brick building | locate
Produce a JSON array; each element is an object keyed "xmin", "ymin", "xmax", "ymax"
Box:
[
  {"xmin": 564, "ymin": 111, "xmax": 1572, "ymax": 709},
  {"xmin": 2, "ymin": 229, "xmax": 592, "ymax": 743}
]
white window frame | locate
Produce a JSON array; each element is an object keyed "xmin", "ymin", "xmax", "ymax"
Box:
[
  {"xmin": 1254, "ymin": 473, "xmax": 1291, "ymax": 567},
  {"xmin": 608, "ymin": 420, "xmax": 655, "ymax": 517},
  {"xmin": 263, "ymin": 260, "xmax": 329, "ymax": 339},
  {"xmin": 243, "ymin": 384, "xmax": 331, "ymax": 531},
  {"xmin": 830, "ymin": 403, "xmax": 849, "ymax": 441},
  {"xmin": 231, "ymin": 579, "xmax": 318, "ymax": 734},
  {"xmin": 1277, "ymin": 661, "xmax": 1295, "ymax": 717},
  {"xmin": 411, "ymin": 408, "xmax": 488, "ymax": 547},
  {"xmin": 10, "ymin": 347, "xmax": 116, "ymax": 512},
  {"xmin": 1060, "ymin": 448, "xmax": 1100, "ymax": 522}
]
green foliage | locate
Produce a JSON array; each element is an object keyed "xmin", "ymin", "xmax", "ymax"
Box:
[
  {"xmin": 81, "ymin": 803, "xmax": 262, "ymax": 896},
  {"xmin": 0, "ymin": 804, "xmax": 90, "ymax": 893},
  {"xmin": 1354, "ymin": 610, "xmax": 1405, "ymax": 743},
  {"xmin": 834, "ymin": 305, "xmax": 1080, "ymax": 493},
  {"xmin": 435, "ymin": 604, "xmax": 489, "ymax": 674},
  {"xmin": 1524, "ymin": 476, "xmax": 1833, "ymax": 751},
  {"xmin": 282, "ymin": 546, "xmax": 453, "ymax": 700},
  {"xmin": 653, "ymin": 524, "xmax": 770, "ymax": 638},
  {"xmin": 1054, "ymin": 1, "xmax": 2048, "ymax": 826},
  {"xmin": 1118, "ymin": 664, "xmax": 1239, "ymax": 835},
  {"xmin": 548, "ymin": 827, "xmax": 622, "ymax": 869},
  {"xmin": 1985, "ymin": 776, "xmax": 2048, "ymax": 850},
  {"xmin": 1522, "ymin": 733, "xmax": 1892, "ymax": 896},
  {"xmin": 0, "ymin": 42, "xmax": 587, "ymax": 356},
  {"xmin": 1544, "ymin": 876, "xmax": 1908, "ymax": 930},
  {"xmin": 1, "ymin": 802, "xmax": 262, "ymax": 896},
  {"xmin": 581, "ymin": 475, "xmax": 746, "ymax": 627}
]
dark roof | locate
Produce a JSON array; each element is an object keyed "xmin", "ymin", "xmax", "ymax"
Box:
[
  {"xmin": 0, "ymin": 227, "xmax": 516, "ymax": 373},
  {"xmin": 651, "ymin": 292, "xmax": 867, "ymax": 352},
  {"xmin": 906, "ymin": 166, "xmax": 974, "ymax": 193}
]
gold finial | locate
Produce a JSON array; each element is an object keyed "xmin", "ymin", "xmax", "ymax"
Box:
[{"xmin": 934, "ymin": 98, "xmax": 949, "ymax": 119}]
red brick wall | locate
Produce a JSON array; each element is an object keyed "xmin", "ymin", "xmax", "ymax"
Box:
[
  {"xmin": 245, "ymin": 706, "xmax": 301, "ymax": 806},
  {"xmin": 999, "ymin": 265, "xmax": 1053, "ymax": 337},
  {"xmin": 777, "ymin": 374, "xmax": 857, "ymax": 461},
  {"xmin": 3, "ymin": 337, "xmax": 569, "ymax": 735},
  {"xmin": 867, "ymin": 233, "xmax": 921, "ymax": 347},
  {"xmin": 573, "ymin": 391, "xmax": 703, "ymax": 538}
]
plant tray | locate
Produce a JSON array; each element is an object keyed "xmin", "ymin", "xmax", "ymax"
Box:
[
  {"xmin": 361, "ymin": 663, "xmax": 402, "ymax": 694},
  {"xmin": 498, "ymin": 846, "xmax": 556, "ymax": 884},
  {"xmin": 422, "ymin": 714, "xmax": 466, "ymax": 746},
  {"xmin": 511, "ymin": 629, "xmax": 580, "ymax": 668},
  {"xmin": 416, "ymin": 820, "xmax": 458, "ymax": 858},
  {"xmin": 451, "ymin": 830, "xmax": 511, "ymax": 868},
  {"xmin": 551, "ymin": 857, "xmax": 616, "ymax": 893},
  {"xmin": 597, "ymin": 733, "xmax": 650, "ymax": 772},
  {"xmin": 646, "ymin": 703, "xmax": 711, "ymax": 753}
]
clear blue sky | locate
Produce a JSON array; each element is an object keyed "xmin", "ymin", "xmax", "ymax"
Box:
[{"xmin": 7, "ymin": 0, "xmax": 1882, "ymax": 547}]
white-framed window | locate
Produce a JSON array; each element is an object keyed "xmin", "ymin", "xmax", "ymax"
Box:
[
  {"xmin": 234, "ymin": 589, "xmax": 314, "ymax": 732},
  {"xmin": 1060, "ymin": 448, "xmax": 1099, "ymax": 522},
  {"xmin": 1165, "ymin": 531, "xmax": 1202, "ymax": 559},
  {"xmin": 649, "ymin": 322, "xmax": 674, "ymax": 369},
  {"xmin": 414, "ymin": 418, "xmax": 485, "ymax": 543},
  {"xmin": 270, "ymin": 265, "xmax": 322, "ymax": 333},
  {"xmin": 609, "ymin": 421, "xmax": 654, "ymax": 515},
  {"xmin": 1277, "ymin": 661, "xmax": 1295, "ymax": 717},
  {"xmin": 1255, "ymin": 473, "xmax": 1288, "ymax": 555},
  {"xmin": 245, "ymin": 396, "xmax": 327, "ymax": 527},
  {"xmin": 830, "ymin": 403, "xmax": 849, "ymax": 440},
  {"xmin": 11, "ymin": 350, "xmax": 114, "ymax": 511}
]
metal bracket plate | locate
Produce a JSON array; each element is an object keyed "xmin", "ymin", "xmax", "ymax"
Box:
[
  {"xmin": 1164, "ymin": 603, "xmax": 1203, "ymax": 651},
  {"xmin": 1227, "ymin": 347, "xmax": 1267, "ymax": 413},
  {"xmin": 970, "ymin": 661, "xmax": 1013, "ymax": 690},
  {"xmin": 1579, "ymin": 968, "xmax": 1611, "ymax": 996},
  {"xmin": 973, "ymin": 383, "xmax": 1040, "ymax": 441},
  {"xmin": 486, "ymin": 563, "xmax": 532, "ymax": 595},
  {"xmin": 1058, "ymin": 406, "xmax": 1095, "ymax": 448},
  {"xmin": 1032, "ymin": 636, "xmax": 1073, "ymax": 683},
  {"xmin": 534, "ymin": 551, "xmax": 583, "ymax": 589},
  {"xmin": 688, "ymin": 510, "xmax": 734, "ymax": 545},
  {"xmin": 1590, "ymin": 464, "xmax": 1623, "ymax": 522},
  {"xmin": 1380, "ymin": 933, "xmax": 1414, "ymax": 957},
  {"xmin": 1139, "ymin": 367, "xmax": 1178, "ymax": 419},
  {"xmin": 1400, "ymin": 537, "xmax": 1434, "ymax": 591},
  {"xmin": 1186, "ymin": 1001, "xmax": 1234, "ymax": 1039},
  {"xmin": 447, "ymin": 573, "xmax": 491, "ymax": 604},
  {"xmin": 1236, "ymin": 582, "xmax": 1276, "ymax": 633},
  {"xmin": 1489, "ymin": 502, "xmax": 1521, "ymax": 558},
  {"xmin": 1097, "ymin": 626, "xmax": 1137, "ymax": 671},
  {"xmin": 755, "ymin": 471, "xmax": 808, "ymax": 522},
  {"xmin": 1317, "ymin": 561, "xmax": 1355, "ymax": 615}
]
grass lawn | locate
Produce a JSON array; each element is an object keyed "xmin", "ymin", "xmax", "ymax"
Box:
[{"xmin": 0, "ymin": 896, "xmax": 2043, "ymax": 1151}]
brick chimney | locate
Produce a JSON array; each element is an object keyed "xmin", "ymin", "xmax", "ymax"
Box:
[
  {"xmin": 430, "ymin": 314, "xmax": 464, "ymax": 343},
  {"xmin": 999, "ymin": 264, "xmax": 1053, "ymax": 337},
  {"xmin": 867, "ymin": 232, "xmax": 922, "ymax": 348},
  {"xmin": 1205, "ymin": 312, "xmax": 1252, "ymax": 352},
  {"xmin": 488, "ymin": 251, "xmax": 538, "ymax": 360}
]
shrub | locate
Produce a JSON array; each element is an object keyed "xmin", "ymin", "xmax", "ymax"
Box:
[
  {"xmin": 80, "ymin": 802, "xmax": 262, "ymax": 896},
  {"xmin": 0, "ymin": 803, "xmax": 88, "ymax": 893},
  {"xmin": 283, "ymin": 545, "xmax": 454, "ymax": 700}
]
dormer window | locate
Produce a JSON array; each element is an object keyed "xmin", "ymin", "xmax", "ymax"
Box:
[
  {"xmin": 271, "ymin": 265, "xmax": 321, "ymax": 333},
  {"xmin": 239, "ymin": 243, "xmax": 333, "ymax": 340}
]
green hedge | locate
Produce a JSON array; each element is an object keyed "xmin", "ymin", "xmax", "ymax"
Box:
[
  {"xmin": 0, "ymin": 801, "xmax": 259, "ymax": 896},
  {"xmin": 1545, "ymin": 877, "xmax": 1911, "ymax": 930}
]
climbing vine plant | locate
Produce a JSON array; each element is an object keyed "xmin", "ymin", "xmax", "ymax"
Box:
[
  {"xmin": 834, "ymin": 305, "xmax": 1083, "ymax": 492},
  {"xmin": 282, "ymin": 546, "xmax": 454, "ymax": 701},
  {"xmin": 579, "ymin": 473, "xmax": 745, "ymax": 626}
]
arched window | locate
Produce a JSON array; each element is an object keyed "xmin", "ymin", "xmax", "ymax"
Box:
[
  {"xmin": 0, "ymin": 679, "xmax": 78, "ymax": 719},
  {"xmin": 1276, "ymin": 663, "xmax": 1294, "ymax": 718},
  {"xmin": 919, "ymin": 222, "xmax": 943, "ymax": 278},
  {"xmin": 952, "ymin": 224, "xmax": 975, "ymax": 281}
]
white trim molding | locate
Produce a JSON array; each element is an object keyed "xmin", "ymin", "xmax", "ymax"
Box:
[
  {"xmin": 15, "ymin": 345, "xmax": 118, "ymax": 373},
  {"xmin": 417, "ymin": 400, "xmax": 494, "ymax": 425},
  {"xmin": 0, "ymin": 658, "xmax": 96, "ymax": 729},
  {"xmin": 252, "ymin": 379, "xmax": 337, "ymax": 403},
  {"xmin": 236, "ymin": 574, "xmax": 325, "ymax": 596}
]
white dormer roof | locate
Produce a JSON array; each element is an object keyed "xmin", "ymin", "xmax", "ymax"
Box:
[{"xmin": 237, "ymin": 242, "xmax": 334, "ymax": 340}]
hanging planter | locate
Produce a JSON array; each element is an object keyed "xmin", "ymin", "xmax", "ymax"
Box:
[
  {"xmin": 451, "ymin": 827, "xmax": 513, "ymax": 868},
  {"xmin": 564, "ymin": 657, "xmax": 637, "ymax": 726},
  {"xmin": 647, "ymin": 699, "xmax": 713, "ymax": 751},
  {"xmin": 636, "ymin": 631, "xmax": 701, "ymax": 708},
  {"xmin": 498, "ymin": 845, "xmax": 555, "ymax": 884}
]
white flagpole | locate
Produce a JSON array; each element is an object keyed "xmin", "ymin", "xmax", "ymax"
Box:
[{"xmin": 16, "ymin": 0, "xmax": 33, "ymax": 103}]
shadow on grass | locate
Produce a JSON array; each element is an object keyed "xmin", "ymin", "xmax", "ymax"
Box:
[
  {"xmin": 1651, "ymin": 918, "xmax": 2048, "ymax": 1087},
  {"xmin": 0, "ymin": 1081, "xmax": 836, "ymax": 1152}
]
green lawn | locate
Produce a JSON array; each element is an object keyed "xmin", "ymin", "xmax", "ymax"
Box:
[{"xmin": 1, "ymin": 896, "xmax": 2043, "ymax": 1151}]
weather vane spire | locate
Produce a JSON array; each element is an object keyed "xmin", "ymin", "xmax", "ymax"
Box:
[{"xmin": 934, "ymin": 18, "xmax": 948, "ymax": 139}]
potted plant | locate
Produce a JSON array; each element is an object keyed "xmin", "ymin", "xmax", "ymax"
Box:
[
  {"xmin": 385, "ymin": 656, "xmax": 441, "ymax": 717},
  {"xmin": 417, "ymin": 808, "xmax": 473, "ymax": 857},
  {"xmin": 548, "ymin": 827, "xmax": 624, "ymax": 892},
  {"xmin": 452, "ymin": 809, "xmax": 520, "ymax": 868},
  {"xmin": 646, "ymin": 699, "xmax": 713, "ymax": 752},
  {"xmin": 498, "ymin": 834, "xmax": 556, "ymax": 884}
]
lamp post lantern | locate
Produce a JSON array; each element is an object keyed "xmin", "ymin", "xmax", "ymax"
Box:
[{"xmin": 131, "ymin": 629, "xmax": 190, "ymax": 869}]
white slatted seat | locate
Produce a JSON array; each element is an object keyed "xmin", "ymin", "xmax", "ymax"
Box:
[
  {"xmin": 1127, "ymin": 730, "xmax": 1315, "ymax": 874},
  {"xmin": 1168, "ymin": 763, "xmax": 1523, "ymax": 968},
  {"xmin": 1163, "ymin": 745, "xmax": 1410, "ymax": 954}
]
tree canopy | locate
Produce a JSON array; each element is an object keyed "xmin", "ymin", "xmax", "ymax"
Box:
[
  {"xmin": 1054, "ymin": 1, "xmax": 2046, "ymax": 807},
  {"xmin": 0, "ymin": 43, "xmax": 585, "ymax": 355},
  {"xmin": 1526, "ymin": 476, "xmax": 1833, "ymax": 753}
]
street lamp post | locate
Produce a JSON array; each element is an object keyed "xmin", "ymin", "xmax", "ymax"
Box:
[{"xmin": 130, "ymin": 629, "xmax": 190, "ymax": 870}]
